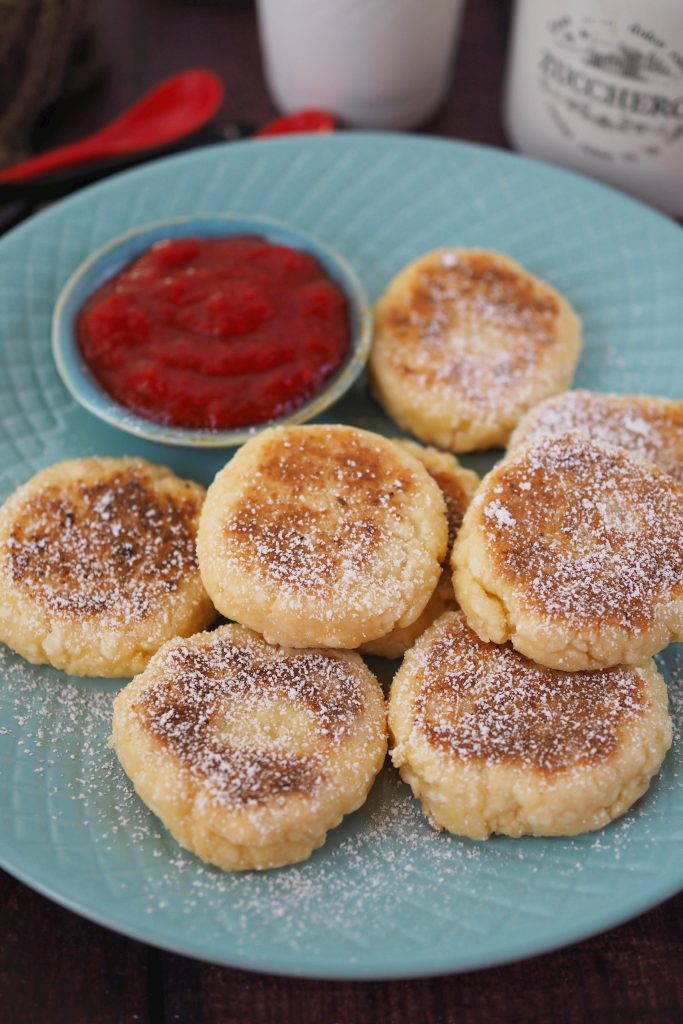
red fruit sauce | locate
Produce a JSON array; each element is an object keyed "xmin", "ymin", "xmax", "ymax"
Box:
[{"xmin": 76, "ymin": 235, "xmax": 351, "ymax": 430}]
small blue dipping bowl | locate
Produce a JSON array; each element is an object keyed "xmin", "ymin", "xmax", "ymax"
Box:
[{"xmin": 52, "ymin": 214, "xmax": 372, "ymax": 447}]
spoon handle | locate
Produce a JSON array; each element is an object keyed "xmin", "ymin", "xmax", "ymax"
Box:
[
  {"xmin": 0, "ymin": 137, "xmax": 117, "ymax": 184},
  {"xmin": 0, "ymin": 69, "xmax": 226, "ymax": 184},
  {"xmin": 0, "ymin": 109, "xmax": 335, "ymax": 186},
  {"xmin": 0, "ymin": 111, "xmax": 337, "ymax": 203}
]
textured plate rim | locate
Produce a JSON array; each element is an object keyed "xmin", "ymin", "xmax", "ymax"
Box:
[
  {"xmin": 0, "ymin": 838, "xmax": 680, "ymax": 980},
  {"xmin": 0, "ymin": 131, "xmax": 682, "ymax": 979},
  {"xmin": 6, "ymin": 130, "xmax": 682, "ymax": 250}
]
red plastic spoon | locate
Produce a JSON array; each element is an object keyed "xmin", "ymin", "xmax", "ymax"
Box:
[
  {"xmin": 0, "ymin": 70, "xmax": 225, "ymax": 184},
  {"xmin": 254, "ymin": 109, "xmax": 336, "ymax": 137}
]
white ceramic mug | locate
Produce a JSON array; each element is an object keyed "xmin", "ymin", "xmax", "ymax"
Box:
[
  {"xmin": 256, "ymin": 0, "xmax": 467, "ymax": 130},
  {"xmin": 504, "ymin": 0, "xmax": 683, "ymax": 216}
]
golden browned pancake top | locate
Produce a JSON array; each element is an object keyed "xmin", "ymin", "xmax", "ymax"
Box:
[
  {"xmin": 378, "ymin": 250, "xmax": 561, "ymax": 405},
  {"xmin": 412, "ymin": 614, "xmax": 648, "ymax": 773},
  {"xmin": 509, "ymin": 390, "xmax": 683, "ymax": 483},
  {"xmin": 477, "ymin": 433, "xmax": 683, "ymax": 630},
  {"xmin": 226, "ymin": 427, "xmax": 428, "ymax": 593},
  {"xmin": 134, "ymin": 629, "xmax": 367, "ymax": 807},
  {"xmin": 7, "ymin": 467, "xmax": 200, "ymax": 621}
]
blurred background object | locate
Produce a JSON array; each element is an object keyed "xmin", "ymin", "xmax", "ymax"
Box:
[
  {"xmin": 0, "ymin": 71, "xmax": 225, "ymax": 188},
  {"xmin": 504, "ymin": 0, "xmax": 683, "ymax": 216},
  {"xmin": 256, "ymin": 0, "xmax": 468, "ymax": 130},
  {"xmin": 0, "ymin": 0, "xmax": 103, "ymax": 169}
]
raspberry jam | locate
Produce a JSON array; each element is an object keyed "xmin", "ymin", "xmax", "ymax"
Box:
[{"xmin": 76, "ymin": 235, "xmax": 351, "ymax": 430}]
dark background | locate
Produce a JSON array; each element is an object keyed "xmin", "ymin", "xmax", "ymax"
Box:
[{"xmin": 2, "ymin": 1, "xmax": 682, "ymax": 1021}]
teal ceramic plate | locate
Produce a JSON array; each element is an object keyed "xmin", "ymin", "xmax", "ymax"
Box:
[{"xmin": 0, "ymin": 134, "xmax": 681, "ymax": 980}]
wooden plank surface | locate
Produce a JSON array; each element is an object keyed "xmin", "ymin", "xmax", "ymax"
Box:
[
  {"xmin": 0, "ymin": 870, "xmax": 149, "ymax": 1024},
  {"xmin": 159, "ymin": 890, "xmax": 683, "ymax": 1024},
  {"xmin": 2, "ymin": 863, "xmax": 681, "ymax": 1023},
  {"xmin": 1, "ymin": 0, "xmax": 682, "ymax": 1020}
]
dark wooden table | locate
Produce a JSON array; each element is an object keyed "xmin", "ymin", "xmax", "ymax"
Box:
[{"xmin": 2, "ymin": 2, "xmax": 682, "ymax": 1021}]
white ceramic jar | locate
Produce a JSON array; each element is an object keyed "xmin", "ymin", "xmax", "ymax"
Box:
[
  {"xmin": 504, "ymin": 0, "xmax": 683, "ymax": 216},
  {"xmin": 256, "ymin": 0, "xmax": 467, "ymax": 130}
]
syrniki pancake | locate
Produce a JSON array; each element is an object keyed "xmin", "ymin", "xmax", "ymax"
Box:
[
  {"xmin": 452, "ymin": 433, "xmax": 683, "ymax": 671},
  {"xmin": 361, "ymin": 441, "xmax": 479, "ymax": 658},
  {"xmin": 112, "ymin": 624, "xmax": 388, "ymax": 871},
  {"xmin": 197, "ymin": 425, "xmax": 448, "ymax": 649},
  {"xmin": 395, "ymin": 441, "xmax": 481, "ymax": 560},
  {"xmin": 369, "ymin": 249, "xmax": 581, "ymax": 452},
  {"xmin": 389, "ymin": 612, "xmax": 672, "ymax": 839},
  {"xmin": 0, "ymin": 457, "xmax": 216, "ymax": 677},
  {"xmin": 508, "ymin": 389, "xmax": 683, "ymax": 484}
]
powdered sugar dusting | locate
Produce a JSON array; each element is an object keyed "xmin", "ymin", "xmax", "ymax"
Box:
[
  {"xmin": 0, "ymin": 636, "xmax": 680, "ymax": 961},
  {"xmin": 131, "ymin": 627, "xmax": 368, "ymax": 808},
  {"xmin": 3, "ymin": 465, "xmax": 201, "ymax": 624},
  {"xmin": 482, "ymin": 433, "xmax": 683, "ymax": 628},
  {"xmin": 509, "ymin": 390, "xmax": 683, "ymax": 484},
  {"xmin": 413, "ymin": 614, "xmax": 649, "ymax": 772},
  {"xmin": 205, "ymin": 426, "xmax": 446, "ymax": 630},
  {"xmin": 381, "ymin": 250, "xmax": 567, "ymax": 408},
  {"xmin": 484, "ymin": 499, "xmax": 516, "ymax": 529}
]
